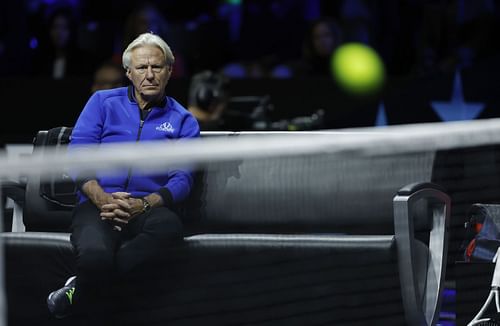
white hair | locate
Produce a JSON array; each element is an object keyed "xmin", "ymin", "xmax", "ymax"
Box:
[{"xmin": 122, "ymin": 33, "xmax": 175, "ymax": 70}]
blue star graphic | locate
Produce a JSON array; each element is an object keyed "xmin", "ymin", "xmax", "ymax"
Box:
[
  {"xmin": 375, "ymin": 101, "xmax": 387, "ymax": 127},
  {"xmin": 431, "ymin": 70, "xmax": 485, "ymax": 121}
]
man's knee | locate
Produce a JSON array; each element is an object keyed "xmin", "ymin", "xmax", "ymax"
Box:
[
  {"xmin": 77, "ymin": 246, "xmax": 115, "ymax": 280},
  {"xmin": 148, "ymin": 208, "xmax": 183, "ymax": 237}
]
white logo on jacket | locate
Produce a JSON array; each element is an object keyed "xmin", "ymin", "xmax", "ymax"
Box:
[{"xmin": 156, "ymin": 122, "xmax": 175, "ymax": 133}]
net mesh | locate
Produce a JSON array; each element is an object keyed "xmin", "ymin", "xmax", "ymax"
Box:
[
  {"xmin": 3, "ymin": 118, "xmax": 500, "ymax": 324},
  {"xmin": 180, "ymin": 150, "xmax": 436, "ymax": 235}
]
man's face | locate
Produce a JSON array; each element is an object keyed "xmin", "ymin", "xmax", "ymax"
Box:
[{"xmin": 126, "ymin": 45, "xmax": 171, "ymax": 101}]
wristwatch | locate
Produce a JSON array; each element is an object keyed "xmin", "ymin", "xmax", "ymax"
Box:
[{"xmin": 141, "ymin": 197, "xmax": 152, "ymax": 213}]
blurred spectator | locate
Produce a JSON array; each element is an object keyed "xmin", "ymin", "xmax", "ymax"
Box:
[
  {"xmin": 0, "ymin": 1, "xmax": 32, "ymax": 76},
  {"xmin": 236, "ymin": 0, "xmax": 306, "ymax": 65},
  {"xmin": 221, "ymin": 14, "xmax": 343, "ymax": 79},
  {"xmin": 31, "ymin": 7, "xmax": 97, "ymax": 79},
  {"xmin": 90, "ymin": 61, "xmax": 125, "ymax": 93},
  {"xmin": 187, "ymin": 70, "xmax": 229, "ymax": 130},
  {"xmin": 453, "ymin": 0, "xmax": 498, "ymax": 69},
  {"xmin": 414, "ymin": 1, "xmax": 498, "ymax": 76},
  {"xmin": 221, "ymin": 57, "xmax": 275, "ymax": 79},
  {"xmin": 413, "ymin": 2, "xmax": 455, "ymax": 76},
  {"xmin": 120, "ymin": 2, "xmax": 187, "ymax": 78},
  {"xmin": 291, "ymin": 17, "xmax": 343, "ymax": 77},
  {"xmin": 339, "ymin": 0, "xmax": 374, "ymax": 45},
  {"xmin": 123, "ymin": 3, "xmax": 169, "ymax": 49}
]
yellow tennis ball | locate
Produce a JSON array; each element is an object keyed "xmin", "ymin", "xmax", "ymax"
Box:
[{"xmin": 331, "ymin": 43, "xmax": 385, "ymax": 95}]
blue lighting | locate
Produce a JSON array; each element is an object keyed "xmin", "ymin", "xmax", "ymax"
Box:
[
  {"xmin": 431, "ymin": 70, "xmax": 485, "ymax": 121},
  {"xmin": 29, "ymin": 37, "xmax": 38, "ymax": 49},
  {"xmin": 41, "ymin": 0, "xmax": 81, "ymax": 7},
  {"xmin": 86, "ymin": 21, "xmax": 98, "ymax": 32}
]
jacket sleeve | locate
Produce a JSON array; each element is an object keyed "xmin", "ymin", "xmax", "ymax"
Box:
[
  {"xmin": 67, "ymin": 92, "xmax": 105, "ymax": 185},
  {"xmin": 157, "ymin": 114, "xmax": 200, "ymax": 207}
]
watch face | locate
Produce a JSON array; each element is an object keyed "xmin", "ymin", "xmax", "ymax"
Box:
[{"xmin": 143, "ymin": 198, "xmax": 151, "ymax": 212}]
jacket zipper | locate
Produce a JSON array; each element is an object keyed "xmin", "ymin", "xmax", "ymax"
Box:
[{"xmin": 124, "ymin": 114, "xmax": 145, "ymax": 191}]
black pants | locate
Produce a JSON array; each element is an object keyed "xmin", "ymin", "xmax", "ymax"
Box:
[{"xmin": 70, "ymin": 200, "xmax": 183, "ymax": 318}]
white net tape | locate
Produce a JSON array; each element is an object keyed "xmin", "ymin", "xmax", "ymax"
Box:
[{"xmin": 1, "ymin": 118, "xmax": 500, "ymax": 180}]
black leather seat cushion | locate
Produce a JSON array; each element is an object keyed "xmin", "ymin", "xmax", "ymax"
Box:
[
  {"xmin": 3, "ymin": 233, "xmax": 75, "ymax": 324},
  {"xmin": 3, "ymin": 232, "xmax": 411, "ymax": 325}
]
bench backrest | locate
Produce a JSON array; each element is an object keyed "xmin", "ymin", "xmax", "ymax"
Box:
[
  {"xmin": 182, "ymin": 149, "xmax": 435, "ymax": 235},
  {"xmin": 23, "ymin": 128, "xmax": 436, "ymax": 235}
]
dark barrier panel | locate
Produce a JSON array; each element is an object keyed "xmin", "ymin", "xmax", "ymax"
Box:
[{"xmin": 1, "ymin": 55, "xmax": 500, "ymax": 145}]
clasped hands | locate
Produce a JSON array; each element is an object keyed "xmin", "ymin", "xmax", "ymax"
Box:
[{"xmin": 99, "ymin": 192, "xmax": 144, "ymax": 226}]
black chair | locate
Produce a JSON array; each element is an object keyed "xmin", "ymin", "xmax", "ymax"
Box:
[
  {"xmin": 454, "ymin": 203, "xmax": 500, "ymax": 324},
  {"xmin": 431, "ymin": 145, "xmax": 500, "ymax": 324},
  {"xmin": 1, "ymin": 180, "xmax": 26, "ymax": 231},
  {"xmin": 23, "ymin": 128, "xmax": 76, "ymax": 232},
  {"xmin": 432, "ymin": 145, "xmax": 500, "ymax": 261}
]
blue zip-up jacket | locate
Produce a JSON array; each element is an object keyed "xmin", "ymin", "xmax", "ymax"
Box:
[{"xmin": 69, "ymin": 86, "xmax": 200, "ymax": 206}]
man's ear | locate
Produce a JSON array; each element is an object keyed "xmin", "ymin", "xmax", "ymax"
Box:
[{"xmin": 126, "ymin": 69, "xmax": 131, "ymax": 81}]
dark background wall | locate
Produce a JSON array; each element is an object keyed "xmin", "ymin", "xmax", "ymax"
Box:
[
  {"xmin": 3, "ymin": 55, "xmax": 500, "ymax": 145},
  {"xmin": 1, "ymin": 0, "xmax": 500, "ymax": 144}
]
